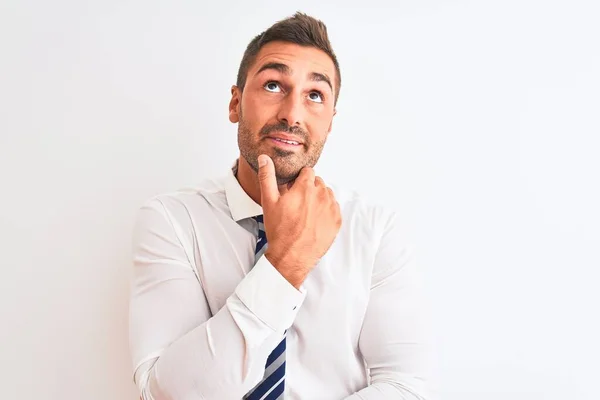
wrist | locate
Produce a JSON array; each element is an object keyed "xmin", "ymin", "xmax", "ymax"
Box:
[{"xmin": 264, "ymin": 249, "xmax": 307, "ymax": 290}]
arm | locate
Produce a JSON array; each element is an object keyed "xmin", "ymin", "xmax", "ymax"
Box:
[
  {"xmin": 344, "ymin": 212, "xmax": 432, "ymax": 400},
  {"xmin": 129, "ymin": 198, "xmax": 305, "ymax": 400}
]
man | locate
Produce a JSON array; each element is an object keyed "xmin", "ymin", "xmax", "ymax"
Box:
[{"xmin": 129, "ymin": 12, "xmax": 431, "ymax": 400}]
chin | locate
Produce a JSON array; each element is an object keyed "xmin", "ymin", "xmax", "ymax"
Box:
[
  {"xmin": 274, "ymin": 174, "xmax": 297, "ymax": 186},
  {"xmin": 273, "ymin": 166, "xmax": 303, "ymax": 186}
]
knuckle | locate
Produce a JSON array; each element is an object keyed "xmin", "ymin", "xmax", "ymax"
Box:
[
  {"xmin": 318, "ymin": 188, "xmax": 328, "ymax": 200},
  {"xmin": 300, "ymin": 166, "xmax": 312, "ymax": 175},
  {"xmin": 258, "ymin": 168, "xmax": 269, "ymax": 179}
]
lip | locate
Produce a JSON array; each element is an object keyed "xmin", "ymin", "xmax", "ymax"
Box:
[
  {"xmin": 266, "ymin": 137, "xmax": 303, "ymax": 149},
  {"xmin": 266, "ymin": 132, "xmax": 304, "ymax": 145}
]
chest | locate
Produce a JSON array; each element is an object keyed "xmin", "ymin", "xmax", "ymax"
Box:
[{"xmin": 183, "ymin": 211, "xmax": 377, "ymax": 327}]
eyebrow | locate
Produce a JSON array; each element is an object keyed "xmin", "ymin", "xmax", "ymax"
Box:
[
  {"xmin": 309, "ymin": 72, "xmax": 333, "ymax": 93},
  {"xmin": 255, "ymin": 62, "xmax": 333, "ymax": 93}
]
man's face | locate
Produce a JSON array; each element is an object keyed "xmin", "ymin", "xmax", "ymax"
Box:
[{"xmin": 229, "ymin": 41, "xmax": 337, "ymax": 185}]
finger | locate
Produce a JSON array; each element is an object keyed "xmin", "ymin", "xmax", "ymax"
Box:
[
  {"xmin": 257, "ymin": 154, "xmax": 279, "ymax": 206},
  {"xmin": 331, "ymin": 196, "xmax": 341, "ymax": 216},
  {"xmin": 327, "ymin": 187, "xmax": 338, "ymax": 206},
  {"xmin": 296, "ymin": 167, "xmax": 315, "ymax": 185},
  {"xmin": 314, "ymin": 176, "xmax": 326, "ymax": 187}
]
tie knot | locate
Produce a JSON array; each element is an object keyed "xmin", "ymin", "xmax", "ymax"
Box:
[{"xmin": 253, "ymin": 215, "xmax": 264, "ymax": 224}]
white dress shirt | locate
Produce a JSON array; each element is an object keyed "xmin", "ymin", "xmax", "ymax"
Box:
[{"xmin": 129, "ymin": 160, "xmax": 431, "ymax": 400}]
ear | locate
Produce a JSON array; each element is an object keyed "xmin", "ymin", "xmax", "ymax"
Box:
[
  {"xmin": 327, "ymin": 108, "xmax": 337, "ymax": 134},
  {"xmin": 229, "ymin": 85, "xmax": 241, "ymax": 123}
]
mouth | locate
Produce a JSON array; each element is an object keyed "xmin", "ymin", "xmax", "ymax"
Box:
[{"xmin": 266, "ymin": 136, "xmax": 303, "ymax": 149}]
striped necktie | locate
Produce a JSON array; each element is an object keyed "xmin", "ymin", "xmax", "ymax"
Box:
[{"xmin": 244, "ymin": 215, "xmax": 287, "ymax": 400}]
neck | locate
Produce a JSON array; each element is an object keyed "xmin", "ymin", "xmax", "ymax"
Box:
[{"xmin": 234, "ymin": 157, "xmax": 261, "ymax": 205}]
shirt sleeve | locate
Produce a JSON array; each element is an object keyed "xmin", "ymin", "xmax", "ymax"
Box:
[
  {"xmin": 129, "ymin": 198, "xmax": 306, "ymax": 400},
  {"xmin": 343, "ymin": 211, "xmax": 433, "ymax": 400}
]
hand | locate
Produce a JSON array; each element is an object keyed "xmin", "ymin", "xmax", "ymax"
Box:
[{"xmin": 257, "ymin": 154, "xmax": 342, "ymax": 289}]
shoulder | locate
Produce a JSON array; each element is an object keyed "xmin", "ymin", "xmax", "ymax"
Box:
[
  {"xmin": 143, "ymin": 172, "xmax": 229, "ymax": 206},
  {"xmin": 326, "ymin": 182, "xmax": 415, "ymax": 282},
  {"xmin": 134, "ymin": 174, "xmax": 230, "ymax": 228},
  {"xmin": 327, "ymin": 181, "xmax": 401, "ymax": 240}
]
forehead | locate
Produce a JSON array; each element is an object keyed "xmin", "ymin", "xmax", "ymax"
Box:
[{"xmin": 249, "ymin": 41, "xmax": 336, "ymax": 85}]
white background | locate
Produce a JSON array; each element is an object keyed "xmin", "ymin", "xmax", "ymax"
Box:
[{"xmin": 1, "ymin": 1, "xmax": 599, "ymax": 399}]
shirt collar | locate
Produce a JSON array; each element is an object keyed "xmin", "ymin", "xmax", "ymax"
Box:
[{"xmin": 224, "ymin": 159, "xmax": 264, "ymax": 222}]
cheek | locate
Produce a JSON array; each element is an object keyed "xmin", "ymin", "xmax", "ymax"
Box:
[
  {"xmin": 307, "ymin": 109, "xmax": 334, "ymax": 139},
  {"xmin": 243, "ymin": 95, "xmax": 275, "ymax": 126}
]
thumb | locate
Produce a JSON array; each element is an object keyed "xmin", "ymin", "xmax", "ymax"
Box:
[{"xmin": 257, "ymin": 154, "xmax": 279, "ymax": 206}]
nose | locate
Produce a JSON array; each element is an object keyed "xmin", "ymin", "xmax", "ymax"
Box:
[{"xmin": 276, "ymin": 92, "xmax": 304, "ymax": 127}]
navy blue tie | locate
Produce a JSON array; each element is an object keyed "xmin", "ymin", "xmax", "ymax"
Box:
[{"xmin": 244, "ymin": 215, "xmax": 286, "ymax": 400}]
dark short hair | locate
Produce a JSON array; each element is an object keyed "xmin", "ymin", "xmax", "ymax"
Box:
[{"xmin": 236, "ymin": 12, "xmax": 341, "ymax": 103}]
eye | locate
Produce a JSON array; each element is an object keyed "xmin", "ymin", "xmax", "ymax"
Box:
[
  {"xmin": 264, "ymin": 81, "xmax": 281, "ymax": 93},
  {"xmin": 308, "ymin": 91, "xmax": 324, "ymax": 103}
]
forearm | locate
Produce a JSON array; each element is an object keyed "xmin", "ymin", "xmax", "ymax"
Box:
[
  {"xmin": 134, "ymin": 258, "xmax": 304, "ymax": 400},
  {"xmin": 343, "ymin": 382, "xmax": 426, "ymax": 400},
  {"xmin": 139, "ymin": 295, "xmax": 279, "ymax": 399},
  {"xmin": 130, "ymin": 198, "xmax": 306, "ymax": 399}
]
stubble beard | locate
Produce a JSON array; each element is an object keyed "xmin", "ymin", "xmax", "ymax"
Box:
[{"xmin": 237, "ymin": 113, "xmax": 327, "ymax": 186}]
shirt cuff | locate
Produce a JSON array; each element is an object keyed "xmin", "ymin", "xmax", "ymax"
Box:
[{"xmin": 235, "ymin": 254, "xmax": 306, "ymax": 331}]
